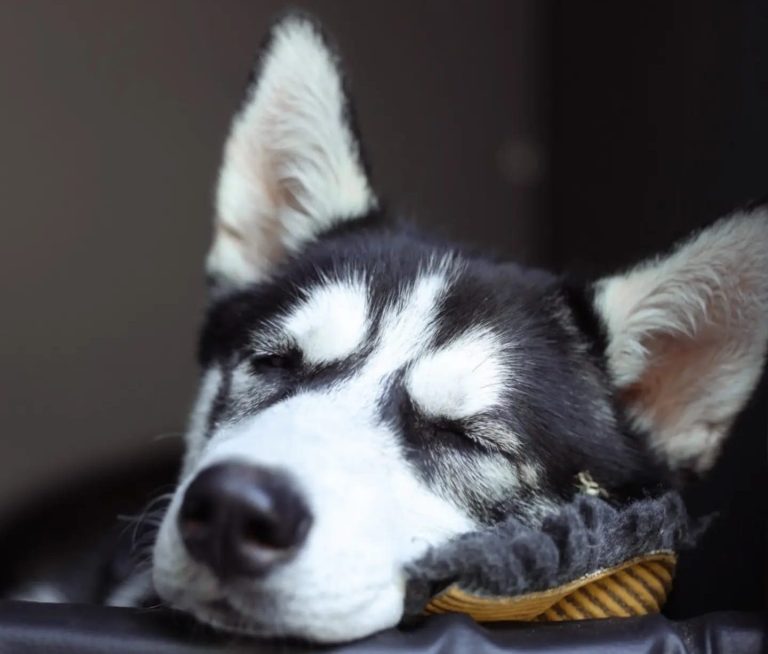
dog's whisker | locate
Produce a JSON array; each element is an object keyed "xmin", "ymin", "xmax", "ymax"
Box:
[{"xmin": 117, "ymin": 492, "xmax": 174, "ymax": 555}]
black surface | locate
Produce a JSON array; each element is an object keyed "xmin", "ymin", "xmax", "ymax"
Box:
[
  {"xmin": 0, "ymin": 451, "xmax": 180, "ymax": 605},
  {"xmin": 0, "ymin": 602, "xmax": 763, "ymax": 654}
]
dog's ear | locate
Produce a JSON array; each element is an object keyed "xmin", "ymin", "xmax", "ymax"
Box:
[
  {"xmin": 207, "ymin": 15, "xmax": 375, "ymax": 287},
  {"xmin": 594, "ymin": 208, "xmax": 768, "ymax": 476}
]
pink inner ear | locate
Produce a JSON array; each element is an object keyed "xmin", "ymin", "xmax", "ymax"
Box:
[
  {"xmin": 617, "ymin": 292, "xmax": 765, "ymax": 473},
  {"xmin": 603, "ymin": 213, "xmax": 768, "ymax": 473},
  {"xmin": 621, "ymin": 329, "xmax": 723, "ymax": 433}
]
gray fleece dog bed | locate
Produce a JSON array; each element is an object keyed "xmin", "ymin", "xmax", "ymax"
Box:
[{"xmin": 403, "ymin": 491, "xmax": 702, "ymax": 622}]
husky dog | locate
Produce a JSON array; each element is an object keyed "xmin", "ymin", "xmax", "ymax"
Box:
[{"xmin": 150, "ymin": 15, "xmax": 768, "ymax": 643}]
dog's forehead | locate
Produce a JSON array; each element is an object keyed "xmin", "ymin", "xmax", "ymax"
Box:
[
  {"xmin": 267, "ymin": 258, "xmax": 533, "ymax": 365},
  {"xmin": 200, "ymin": 235, "xmax": 557, "ymax": 370}
]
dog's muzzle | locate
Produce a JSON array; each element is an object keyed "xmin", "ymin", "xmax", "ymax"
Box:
[{"xmin": 178, "ymin": 462, "xmax": 312, "ymax": 580}]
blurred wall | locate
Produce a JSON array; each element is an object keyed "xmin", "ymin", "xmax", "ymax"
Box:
[{"xmin": 0, "ymin": 1, "xmax": 547, "ymax": 515}]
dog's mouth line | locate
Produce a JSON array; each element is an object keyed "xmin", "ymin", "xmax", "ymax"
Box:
[
  {"xmin": 194, "ymin": 598, "xmax": 314, "ymax": 642},
  {"xmin": 192, "ymin": 598, "xmax": 265, "ymax": 635}
]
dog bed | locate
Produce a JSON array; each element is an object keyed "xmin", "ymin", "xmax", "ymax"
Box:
[{"xmin": 404, "ymin": 489, "xmax": 702, "ymax": 623}]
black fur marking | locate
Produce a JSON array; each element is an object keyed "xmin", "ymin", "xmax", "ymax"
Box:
[
  {"xmin": 206, "ymin": 366, "xmax": 231, "ymax": 440},
  {"xmin": 560, "ymin": 279, "xmax": 610, "ymax": 367}
]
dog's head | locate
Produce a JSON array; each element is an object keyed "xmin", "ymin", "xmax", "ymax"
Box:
[{"xmin": 152, "ymin": 16, "xmax": 768, "ymax": 642}]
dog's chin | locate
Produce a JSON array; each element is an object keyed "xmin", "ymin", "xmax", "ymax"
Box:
[{"xmin": 169, "ymin": 582, "xmax": 406, "ymax": 644}]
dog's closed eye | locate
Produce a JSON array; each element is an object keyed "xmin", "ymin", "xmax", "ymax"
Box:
[{"xmin": 249, "ymin": 351, "xmax": 301, "ymax": 372}]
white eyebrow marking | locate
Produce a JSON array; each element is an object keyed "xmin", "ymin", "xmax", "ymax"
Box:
[
  {"xmin": 282, "ymin": 279, "xmax": 369, "ymax": 364},
  {"xmin": 371, "ymin": 274, "xmax": 447, "ymax": 367},
  {"xmin": 406, "ymin": 328, "xmax": 507, "ymax": 420},
  {"xmin": 354, "ymin": 266, "xmax": 456, "ymax": 390}
]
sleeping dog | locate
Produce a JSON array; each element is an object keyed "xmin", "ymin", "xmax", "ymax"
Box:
[{"xmin": 147, "ymin": 14, "xmax": 768, "ymax": 643}]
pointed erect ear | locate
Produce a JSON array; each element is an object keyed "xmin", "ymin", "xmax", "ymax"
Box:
[
  {"xmin": 207, "ymin": 15, "xmax": 376, "ymax": 287},
  {"xmin": 594, "ymin": 208, "xmax": 768, "ymax": 475}
]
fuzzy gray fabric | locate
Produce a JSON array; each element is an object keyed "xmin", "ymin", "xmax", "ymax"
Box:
[{"xmin": 403, "ymin": 492, "xmax": 703, "ymax": 616}]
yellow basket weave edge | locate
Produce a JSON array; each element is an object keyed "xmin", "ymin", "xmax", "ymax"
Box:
[{"xmin": 424, "ymin": 550, "xmax": 677, "ymax": 622}]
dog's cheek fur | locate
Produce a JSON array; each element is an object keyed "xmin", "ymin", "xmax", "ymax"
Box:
[{"xmin": 425, "ymin": 262, "xmax": 664, "ymax": 506}]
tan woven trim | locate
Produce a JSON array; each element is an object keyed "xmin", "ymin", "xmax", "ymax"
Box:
[{"xmin": 424, "ymin": 551, "xmax": 677, "ymax": 622}]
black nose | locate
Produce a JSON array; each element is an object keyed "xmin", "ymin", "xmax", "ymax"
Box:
[{"xmin": 178, "ymin": 462, "xmax": 312, "ymax": 579}]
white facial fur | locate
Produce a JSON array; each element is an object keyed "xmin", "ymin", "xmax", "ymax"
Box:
[
  {"xmin": 153, "ymin": 270, "xmax": 487, "ymax": 642},
  {"xmin": 407, "ymin": 328, "xmax": 508, "ymax": 420}
]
